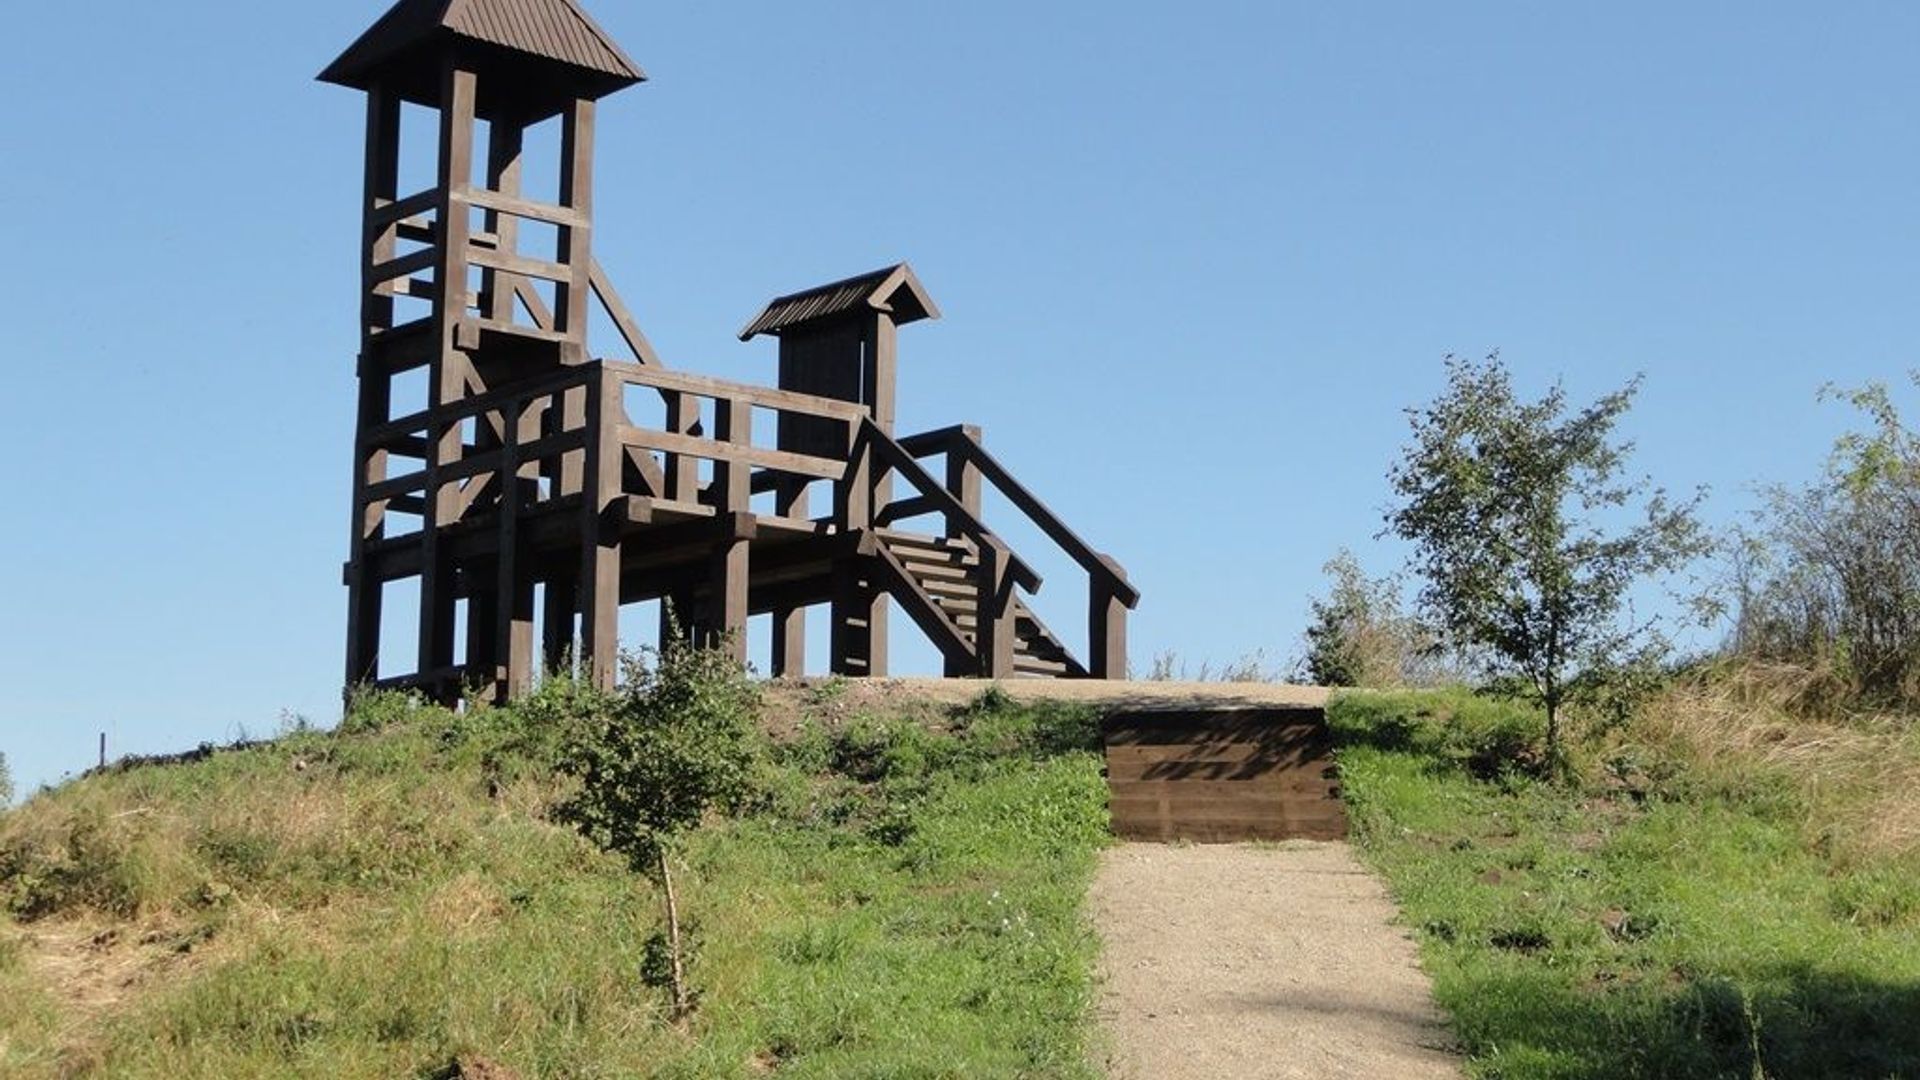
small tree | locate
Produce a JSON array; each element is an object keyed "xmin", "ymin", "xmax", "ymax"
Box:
[
  {"xmin": 1299, "ymin": 550, "xmax": 1437, "ymax": 688},
  {"xmin": 1731, "ymin": 372, "xmax": 1920, "ymax": 705},
  {"xmin": 1385, "ymin": 354, "xmax": 1706, "ymax": 761},
  {"xmin": 557, "ymin": 638, "xmax": 760, "ymax": 1022}
]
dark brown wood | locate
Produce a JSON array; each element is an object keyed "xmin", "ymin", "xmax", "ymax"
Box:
[
  {"xmin": 1102, "ymin": 709, "xmax": 1348, "ymax": 843},
  {"xmin": 329, "ymin": 1, "xmax": 1139, "ymax": 699}
]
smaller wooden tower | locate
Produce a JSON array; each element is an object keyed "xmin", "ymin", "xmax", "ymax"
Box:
[{"xmin": 739, "ymin": 266, "xmax": 940, "ymax": 677}]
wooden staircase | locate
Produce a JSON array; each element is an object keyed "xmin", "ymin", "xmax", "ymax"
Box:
[{"xmin": 874, "ymin": 529, "xmax": 1088, "ymax": 678}]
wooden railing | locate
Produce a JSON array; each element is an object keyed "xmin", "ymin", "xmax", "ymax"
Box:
[
  {"xmin": 892, "ymin": 424, "xmax": 1138, "ymax": 678},
  {"xmin": 356, "ymin": 364, "xmax": 600, "ymax": 535},
  {"xmin": 354, "ymin": 355, "xmax": 1131, "ymax": 678},
  {"xmin": 601, "ymin": 362, "xmax": 867, "ymax": 526}
]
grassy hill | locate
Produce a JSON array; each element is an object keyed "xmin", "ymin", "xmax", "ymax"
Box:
[
  {"xmin": 1332, "ymin": 676, "xmax": 1920, "ymax": 1080},
  {"xmin": 0, "ymin": 685, "xmax": 1110, "ymax": 1079},
  {"xmin": 5, "ymin": 669, "xmax": 1918, "ymax": 1079}
]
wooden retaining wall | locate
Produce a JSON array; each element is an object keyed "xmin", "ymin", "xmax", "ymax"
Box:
[{"xmin": 1102, "ymin": 707, "xmax": 1347, "ymax": 843}]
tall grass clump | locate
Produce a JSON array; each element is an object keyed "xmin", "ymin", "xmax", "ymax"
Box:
[
  {"xmin": 1333, "ymin": 688, "xmax": 1920, "ymax": 1080},
  {"xmin": 1599, "ymin": 660, "xmax": 1920, "ymax": 866}
]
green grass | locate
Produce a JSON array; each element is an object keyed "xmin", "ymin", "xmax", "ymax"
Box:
[
  {"xmin": 1332, "ymin": 688, "xmax": 1920, "ymax": 1080},
  {"xmin": 0, "ymin": 689, "xmax": 1110, "ymax": 1078}
]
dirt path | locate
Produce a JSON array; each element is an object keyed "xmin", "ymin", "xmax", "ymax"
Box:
[
  {"xmin": 758, "ymin": 678, "xmax": 1331, "ymax": 736},
  {"xmin": 1091, "ymin": 842, "xmax": 1459, "ymax": 1080}
]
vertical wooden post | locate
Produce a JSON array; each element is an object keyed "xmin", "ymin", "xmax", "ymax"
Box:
[
  {"xmin": 577, "ymin": 367, "xmax": 621, "ymax": 689},
  {"xmin": 554, "ymin": 97, "xmax": 595, "ymax": 361},
  {"xmin": 345, "ymin": 87, "xmax": 402, "ymax": 690},
  {"xmin": 930, "ymin": 427, "xmax": 983, "ymax": 677},
  {"xmin": 831, "ymin": 425, "xmax": 885, "ymax": 676},
  {"xmin": 945, "ymin": 426, "xmax": 982, "ymax": 535},
  {"xmin": 482, "ymin": 120, "xmax": 525, "ymax": 325},
  {"xmin": 771, "ymin": 484, "xmax": 807, "ymax": 676},
  {"xmin": 417, "ymin": 63, "xmax": 478, "ymax": 700},
  {"xmin": 975, "ymin": 543, "xmax": 1016, "ymax": 679},
  {"xmin": 1090, "ymin": 557, "xmax": 1130, "ymax": 680},
  {"xmin": 708, "ymin": 398, "xmax": 751, "ymax": 662},
  {"xmin": 493, "ymin": 397, "xmax": 539, "ymax": 699},
  {"xmin": 861, "ymin": 319, "xmax": 896, "ymax": 663},
  {"xmin": 663, "ymin": 391, "xmax": 699, "ymax": 500}
]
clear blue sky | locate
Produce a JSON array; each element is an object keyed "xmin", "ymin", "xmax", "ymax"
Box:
[{"xmin": 3, "ymin": 1, "xmax": 1915, "ymax": 796}]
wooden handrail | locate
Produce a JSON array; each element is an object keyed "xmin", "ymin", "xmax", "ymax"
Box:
[
  {"xmin": 364, "ymin": 366, "xmax": 595, "ymax": 444},
  {"xmin": 602, "ymin": 362, "xmax": 869, "ymax": 423},
  {"xmin": 859, "ymin": 420, "xmax": 1042, "ymax": 594},
  {"xmin": 897, "ymin": 425, "xmax": 1139, "ymax": 609}
]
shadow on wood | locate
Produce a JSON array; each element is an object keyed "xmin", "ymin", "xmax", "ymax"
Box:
[{"xmin": 1102, "ymin": 708, "xmax": 1348, "ymax": 843}]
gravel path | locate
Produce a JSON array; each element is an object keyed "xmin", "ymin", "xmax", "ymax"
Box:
[{"xmin": 1091, "ymin": 842, "xmax": 1459, "ymax": 1080}]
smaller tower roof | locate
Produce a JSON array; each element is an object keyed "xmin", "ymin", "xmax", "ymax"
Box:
[
  {"xmin": 739, "ymin": 264, "xmax": 941, "ymax": 341},
  {"xmin": 320, "ymin": 0, "xmax": 645, "ymax": 108}
]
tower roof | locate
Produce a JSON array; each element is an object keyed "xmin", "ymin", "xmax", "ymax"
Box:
[
  {"xmin": 740, "ymin": 264, "xmax": 941, "ymax": 341},
  {"xmin": 320, "ymin": 0, "xmax": 645, "ymax": 104}
]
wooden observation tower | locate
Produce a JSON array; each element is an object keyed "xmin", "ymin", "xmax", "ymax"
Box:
[{"xmin": 322, "ymin": 0, "xmax": 1139, "ymax": 701}]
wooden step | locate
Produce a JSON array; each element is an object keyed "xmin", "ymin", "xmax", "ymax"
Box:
[
  {"xmin": 898, "ymin": 559, "xmax": 976, "ymax": 583},
  {"xmin": 883, "ymin": 538, "xmax": 975, "ymax": 564},
  {"xmin": 919, "ymin": 577, "xmax": 978, "ymax": 600},
  {"xmin": 1013, "ymin": 656, "xmax": 1071, "ymax": 676}
]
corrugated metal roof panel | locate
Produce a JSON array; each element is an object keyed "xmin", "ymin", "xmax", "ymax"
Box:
[
  {"xmin": 320, "ymin": 0, "xmax": 644, "ymax": 91},
  {"xmin": 740, "ymin": 264, "xmax": 940, "ymax": 340}
]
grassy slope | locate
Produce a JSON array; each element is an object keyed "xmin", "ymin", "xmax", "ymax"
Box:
[
  {"xmin": 1332, "ymin": 689, "xmax": 1920, "ymax": 1080},
  {"xmin": 0, "ymin": 691, "xmax": 1109, "ymax": 1079}
]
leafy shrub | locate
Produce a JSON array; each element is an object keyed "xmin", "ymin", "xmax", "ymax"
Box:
[
  {"xmin": 557, "ymin": 639, "xmax": 762, "ymax": 1021},
  {"xmin": 1298, "ymin": 550, "xmax": 1445, "ymax": 688},
  {"xmin": 338, "ymin": 689, "xmax": 446, "ymax": 737}
]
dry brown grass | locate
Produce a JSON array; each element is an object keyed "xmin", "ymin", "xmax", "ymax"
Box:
[{"xmin": 1607, "ymin": 661, "xmax": 1920, "ymax": 862}]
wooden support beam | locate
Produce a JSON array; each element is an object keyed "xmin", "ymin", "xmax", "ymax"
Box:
[
  {"xmin": 708, "ymin": 536, "xmax": 749, "ymax": 662},
  {"xmin": 662, "ymin": 391, "xmax": 699, "ymax": 501},
  {"xmin": 463, "ymin": 187, "xmax": 586, "ymax": 229},
  {"xmin": 1090, "ymin": 563, "xmax": 1130, "ymax": 680},
  {"xmin": 589, "ymin": 259, "xmax": 660, "ymax": 365},
  {"xmin": 577, "ymin": 368, "xmax": 621, "ymax": 689},
  {"xmin": 975, "ymin": 543, "xmax": 1017, "ymax": 679},
  {"xmin": 491, "ymin": 400, "xmax": 540, "ymax": 699},
  {"xmin": 467, "ymin": 245, "xmax": 570, "ymax": 285},
  {"xmin": 772, "ymin": 607, "xmax": 806, "ymax": 677},
  {"xmin": 554, "ymin": 97, "xmax": 595, "ymax": 356},
  {"xmin": 482, "ymin": 122, "xmax": 525, "ymax": 327},
  {"xmin": 416, "ymin": 63, "xmax": 478, "ymax": 701},
  {"xmin": 370, "ymin": 188, "xmax": 439, "ymax": 227},
  {"xmin": 616, "ymin": 426, "xmax": 845, "ymax": 482},
  {"xmin": 771, "ymin": 482, "xmax": 809, "ymax": 677},
  {"xmin": 604, "ymin": 364, "xmax": 869, "ymax": 421}
]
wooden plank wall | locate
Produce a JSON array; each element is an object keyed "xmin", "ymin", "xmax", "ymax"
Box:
[{"xmin": 1102, "ymin": 707, "xmax": 1347, "ymax": 843}]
